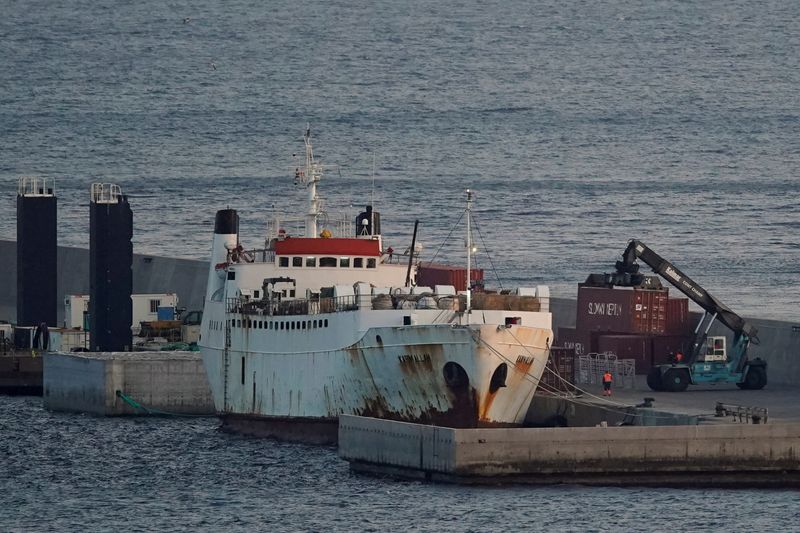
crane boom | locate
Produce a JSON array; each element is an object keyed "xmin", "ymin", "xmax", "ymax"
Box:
[{"xmin": 616, "ymin": 239, "xmax": 758, "ymax": 342}]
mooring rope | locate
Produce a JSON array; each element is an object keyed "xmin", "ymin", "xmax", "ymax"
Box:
[{"xmin": 115, "ymin": 390, "xmax": 214, "ymax": 418}]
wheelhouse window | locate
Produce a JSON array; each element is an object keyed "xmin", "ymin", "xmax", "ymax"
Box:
[
  {"xmin": 354, "ymin": 258, "xmax": 364, "ymax": 268},
  {"xmin": 292, "ymin": 257, "xmax": 303, "ymax": 267},
  {"xmin": 306, "ymin": 257, "xmax": 316, "ymax": 267},
  {"xmin": 319, "ymin": 257, "xmax": 337, "ymax": 267},
  {"xmin": 149, "ymin": 299, "xmax": 161, "ymax": 313},
  {"xmin": 279, "ymin": 257, "xmax": 289, "ymax": 267},
  {"xmin": 366, "ymin": 258, "xmax": 377, "ymax": 268},
  {"xmin": 339, "ymin": 257, "xmax": 350, "ymax": 267}
]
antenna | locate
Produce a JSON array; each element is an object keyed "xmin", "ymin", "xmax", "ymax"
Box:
[{"xmin": 371, "ymin": 153, "xmax": 376, "ymax": 209}]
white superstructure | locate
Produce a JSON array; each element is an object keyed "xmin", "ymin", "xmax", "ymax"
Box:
[{"xmin": 199, "ymin": 129, "xmax": 553, "ymax": 443}]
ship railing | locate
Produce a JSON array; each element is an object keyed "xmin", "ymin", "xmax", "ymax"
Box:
[
  {"xmin": 235, "ymin": 249, "xmax": 275, "ymax": 263},
  {"xmin": 90, "ymin": 183, "xmax": 123, "ymax": 204},
  {"xmin": 226, "ymin": 295, "xmax": 361, "ymax": 317},
  {"xmin": 266, "ymin": 213, "xmax": 354, "ymax": 239},
  {"xmin": 18, "ymin": 176, "xmax": 55, "ymax": 197}
]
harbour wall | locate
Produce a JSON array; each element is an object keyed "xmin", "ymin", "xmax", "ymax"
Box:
[
  {"xmin": 43, "ymin": 351, "xmax": 214, "ymax": 415},
  {"xmin": 338, "ymin": 415, "xmax": 800, "ymax": 486}
]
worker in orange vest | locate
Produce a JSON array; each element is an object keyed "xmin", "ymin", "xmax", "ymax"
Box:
[{"xmin": 602, "ymin": 371, "xmax": 613, "ymax": 396}]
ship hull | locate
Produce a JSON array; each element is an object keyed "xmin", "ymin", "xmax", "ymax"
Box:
[{"xmin": 201, "ymin": 319, "xmax": 552, "ymax": 443}]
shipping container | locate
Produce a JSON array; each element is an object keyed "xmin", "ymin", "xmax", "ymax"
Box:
[
  {"xmin": 539, "ymin": 346, "xmax": 577, "ymax": 393},
  {"xmin": 416, "ymin": 263, "xmax": 484, "ymax": 293},
  {"xmin": 555, "ymin": 327, "xmax": 589, "ymax": 357},
  {"xmin": 666, "ymin": 297, "xmax": 690, "ymax": 335},
  {"xmin": 576, "ymin": 285, "xmax": 668, "ymax": 335},
  {"xmin": 597, "ymin": 334, "xmax": 653, "ymax": 374}
]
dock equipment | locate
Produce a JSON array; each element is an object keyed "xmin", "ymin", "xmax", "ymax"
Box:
[{"xmin": 591, "ymin": 239, "xmax": 765, "ymax": 392}]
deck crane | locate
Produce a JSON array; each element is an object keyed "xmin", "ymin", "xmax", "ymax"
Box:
[{"xmin": 605, "ymin": 239, "xmax": 766, "ymax": 392}]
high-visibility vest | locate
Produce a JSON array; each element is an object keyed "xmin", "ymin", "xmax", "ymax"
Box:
[{"xmin": 603, "ymin": 372, "xmax": 612, "ymax": 383}]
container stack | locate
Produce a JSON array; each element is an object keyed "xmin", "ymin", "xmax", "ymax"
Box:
[
  {"xmin": 557, "ymin": 284, "xmax": 692, "ymax": 374},
  {"xmin": 416, "ymin": 263, "xmax": 484, "ymax": 293},
  {"xmin": 538, "ymin": 346, "xmax": 577, "ymax": 394}
]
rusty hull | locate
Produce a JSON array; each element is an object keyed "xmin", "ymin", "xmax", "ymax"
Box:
[{"xmin": 206, "ymin": 322, "xmax": 552, "ymax": 442}]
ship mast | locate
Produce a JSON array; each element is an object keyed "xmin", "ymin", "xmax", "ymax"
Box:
[
  {"xmin": 299, "ymin": 126, "xmax": 322, "ymax": 238},
  {"xmin": 466, "ymin": 188, "xmax": 472, "ymax": 314}
]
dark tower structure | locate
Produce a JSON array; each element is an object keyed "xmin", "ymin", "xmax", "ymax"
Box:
[
  {"xmin": 16, "ymin": 177, "xmax": 58, "ymax": 327},
  {"xmin": 89, "ymin": 183, "xmax": 133, "ymax": 351},
  {"xmin": 355, "ymin": 205, "xmax": 381, "ymax": 237}
]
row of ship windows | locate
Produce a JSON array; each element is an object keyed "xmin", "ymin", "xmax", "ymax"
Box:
[
  {"xmin": 278, "ymin": 256, "xmax": 377, "ymax": 269},
  {"xmin": 232, "ymin": 318, "xmax": 329, "ymax": 330}
]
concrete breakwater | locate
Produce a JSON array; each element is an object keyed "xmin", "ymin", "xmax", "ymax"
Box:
[
  {"xmin": 339, "ymin": 415, "xmax": 800, "ymax": 487},
  {"xmin": 43, "ymin": 351, "xmax": 214, "ymax": 415}
]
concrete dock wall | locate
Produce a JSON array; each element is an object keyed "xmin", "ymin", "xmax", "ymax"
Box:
[
  {"xmin": 727, "ymin": 317, "xmax": 800, "ymax": 386},
  {"xmin": 43, "ymin": 351, "xmax": 214, "ymax": 415},
  {"xmin": 339, "ymin": 415, "xmax": 800, "ymax": 486}
]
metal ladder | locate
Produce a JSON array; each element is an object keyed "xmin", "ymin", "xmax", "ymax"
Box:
[{"xmin": 223, "ymin": 317, "xmax": 231, "ymax": 411}]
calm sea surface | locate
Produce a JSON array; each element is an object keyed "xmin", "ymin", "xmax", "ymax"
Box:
[
  {"xmin": 1, "ymin": 1, "xmax": 799, "ymax": 530},
  {"xmin": 2, "ymin": 396, "xmax": 798, "ymax": 532}
]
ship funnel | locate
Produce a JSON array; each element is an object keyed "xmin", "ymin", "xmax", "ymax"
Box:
[{"xmin": 206, "ymin": 209, "xmax": 239, "ymax": 302}]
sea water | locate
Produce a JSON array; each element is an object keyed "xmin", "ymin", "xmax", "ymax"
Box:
[{"xmin": 1, "ymin": 1, "xmax": 798, "ymax": 530}]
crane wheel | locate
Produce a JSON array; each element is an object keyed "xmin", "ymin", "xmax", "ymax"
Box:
[
  {"xmin": 646, "ymin": 367, "xmax": 664, "ymax": 391},
  {"xmin": 663, "ymin": 369, "xmax": 689, "ymax": 392},
  {"xmin": 742, "ymin": 366, "xmax": 767, "ymax": 390}
]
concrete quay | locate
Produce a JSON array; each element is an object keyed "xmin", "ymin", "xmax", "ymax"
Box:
[
  {"xmin": 0, "ymin": 354, "xmax": 42, "ymax": 395},
  {"xmin": 43, "ymin": 351, "xmax": 214, "ymax": 415},
  {"xmin": 338, "ymin": 415, "xmax": 800, "ymax": 487},
  {"xmin": 554, "ymin": 375, "xmax": 800, "ymax": 424}
]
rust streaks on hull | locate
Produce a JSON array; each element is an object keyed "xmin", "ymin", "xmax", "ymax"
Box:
[{"xmin": 356, "ymin": 386, "xmax": 481, "ymax": 429}]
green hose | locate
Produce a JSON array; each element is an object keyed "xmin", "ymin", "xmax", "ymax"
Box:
[{"xmin": 115, "ymin": 390, "xmax": 213, "ymax": 418}]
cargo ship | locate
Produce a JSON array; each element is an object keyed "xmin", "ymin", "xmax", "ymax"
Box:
[{"xmin": 198, "ymin": 129, "xmax": 553, "ymax": 443}]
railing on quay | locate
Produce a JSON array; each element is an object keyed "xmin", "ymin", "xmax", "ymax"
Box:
[
  {"xmin": 576, "ymin": 352, "xmax": 636, "ymax": 390},
  {"xmin": 226, "ymin": 295, "xmax": 365, "ymax": 317}
]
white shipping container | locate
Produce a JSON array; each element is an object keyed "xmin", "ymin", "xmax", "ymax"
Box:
[{"xmin": 49, "ymin": 329, "xmax": 89, "ymax": 352}]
